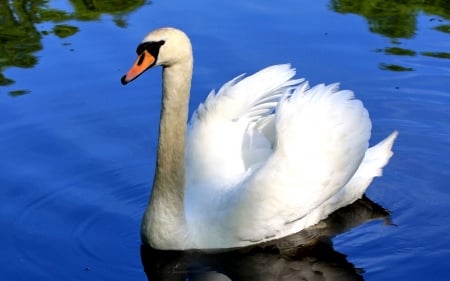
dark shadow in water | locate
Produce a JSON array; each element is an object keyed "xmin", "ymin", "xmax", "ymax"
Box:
[
  {"xmin": 0, "ymin": 0, "xmax": 147, "ymax": 94},
  {"xmin": 141, "ymin": 195, "xmax": 391, "ymax": 281},
  {"xmin": 329, "ymin": 0, "xmax": 450, "ymax": 71}
]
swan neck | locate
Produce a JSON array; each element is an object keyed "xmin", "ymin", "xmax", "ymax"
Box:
[
  {"xmin": 142, "ymin": 60, "xmax": 193, "ymax": 249},
  {"xmin": 156, "ymin": 62, "xmax": 192, "ymax": 188}
]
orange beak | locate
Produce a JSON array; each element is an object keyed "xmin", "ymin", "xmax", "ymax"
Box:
[{"xmin": 121, "ymin": 50, "xmax": 156, "ymax": 85}]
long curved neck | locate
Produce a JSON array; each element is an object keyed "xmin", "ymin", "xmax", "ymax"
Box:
[
  {"xmin": 155, "ymin": 61, "xmax": 193, "ymax": 195},
  {"xmin": 142, "ymin": 59, "xmax": 193, "ymax": 249}
]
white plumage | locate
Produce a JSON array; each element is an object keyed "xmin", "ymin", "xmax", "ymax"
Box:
[{"xmin": 121, "ymin": 27, "xmax": 397, "ymax": 250}]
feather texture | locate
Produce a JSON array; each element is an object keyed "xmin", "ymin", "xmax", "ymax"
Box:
[
  {"xmin": 184, "ymin": 64, "xmax": 396, "ymax": 248},
  {"xmin": 129, "ymin": 28, "xmax": 398, "ymax": 250}
]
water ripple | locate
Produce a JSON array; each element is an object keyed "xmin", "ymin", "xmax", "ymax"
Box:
[{"xmin": 11, "ymin": 177, "xmax": 145, "ymax": 280}]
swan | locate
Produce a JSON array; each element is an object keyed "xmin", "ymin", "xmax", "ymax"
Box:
[{"xmin": 121, "ymin": 27, "xmax": 398, "ymax": 250}]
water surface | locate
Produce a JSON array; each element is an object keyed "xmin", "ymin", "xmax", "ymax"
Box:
[{"xmin": 1, "ymin": 0, "xmax": 449, "ymax": 280}]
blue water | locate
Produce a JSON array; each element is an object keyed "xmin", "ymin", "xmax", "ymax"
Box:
[{"xmin": 1, "ymin": 0, "xmax": 449, "ymax": 280}]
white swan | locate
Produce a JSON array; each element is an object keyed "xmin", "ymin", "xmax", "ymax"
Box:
[{"xmin": 121, "ymin": 27, "xmax": 398, "ymax": 250}]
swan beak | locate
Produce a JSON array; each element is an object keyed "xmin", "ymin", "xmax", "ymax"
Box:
[{"xmin": 121, "ymin": 50, "xmax": 156, "ymax": 85}]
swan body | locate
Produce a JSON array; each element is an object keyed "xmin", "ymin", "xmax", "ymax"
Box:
[{"xmin": 121, "ymin": 27, "xmax": 398, "ymax": 250}]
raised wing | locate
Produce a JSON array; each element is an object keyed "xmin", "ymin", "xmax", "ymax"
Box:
[
  {"xmin": 185, "ymin": 64, "xmax": 301, "ymax": 187},
  {"xmin": 225, "ymin": 82, "xmax": 372, "ymax": 242}
]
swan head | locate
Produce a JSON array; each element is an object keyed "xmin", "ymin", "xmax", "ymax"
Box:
[{"xmin": 121, "ymin": 27, "xmax": 192, "ymax": 85}]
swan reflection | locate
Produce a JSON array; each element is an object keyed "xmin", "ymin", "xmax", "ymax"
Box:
[{"xmin": 141, "ymin": 195, "xmax": 390, "ymax": 281}]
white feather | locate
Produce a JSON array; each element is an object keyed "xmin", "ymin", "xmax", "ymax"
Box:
[
  {"xmin": 184, "ymin": 64, "xmax": 397, "ymax": 248},
  {"xmin": 135, "ymin": 28, "xmax": 398, "ymax": 250}
]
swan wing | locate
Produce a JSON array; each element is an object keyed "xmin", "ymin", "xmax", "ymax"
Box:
[
  {"xmin": 225, "ymin": 82, "xmax": 373, "ymax": 243},
  {"xmin": 185, "ymin": 65, "xmax": 389, "ymax": 248},
  {"xmin": 185, "ymin": 64, "xmax": 301, "ymax": 187}
]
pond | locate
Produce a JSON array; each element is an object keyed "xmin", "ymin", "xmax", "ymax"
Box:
[{"xmin": 1, "ymin": 0, "xmax": 449, "ymax": 280}]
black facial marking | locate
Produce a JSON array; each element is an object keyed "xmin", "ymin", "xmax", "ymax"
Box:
[
  {"xmin": 136, "ymin": 40, "xmax": 165, "ymax": 58},
  {"xmin": 137, "ymin": 52, "xmax": 145, "ymax": 66}
]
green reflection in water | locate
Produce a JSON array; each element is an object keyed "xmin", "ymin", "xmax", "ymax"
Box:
[
  {"xmin": 434, "ymin": 24, "xmax": 450, "ymax": 33},
  {"xmin": 0, "ymin": 0, "xmax": 146, "ymax": 96},
  {"xmin": 381, "ymin": 47, "xmax": 417, "ymax": 56},
  {"xmin": 330, "ymin": 0, "xmax": 450, "ymax": 71},
  {"xmin": 53, "ymin": 24, "xmax": 80, "ymax": 38},
  {"xmin": 9, "ymin": 90, "xmax": 32, "ymax": 97},
  {"xmin": 379, "ymin": 63, "xmax": 414, "ymax": 72},
  {"xmin": 421, "ymin": 51, "xmax": 450, "ymax": 59}
]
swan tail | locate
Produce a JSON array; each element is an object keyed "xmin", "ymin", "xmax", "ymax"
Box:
[
  {"xmin": 358, "ymin": 130, "xmax": 398, "ymax": 179},
  {"xmin": 328, "ymin": 130, "xmax": 398, "ymax": 207}
]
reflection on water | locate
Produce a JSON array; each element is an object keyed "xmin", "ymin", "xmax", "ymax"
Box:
[
  {"xmin": 0, "ymin": 0, "xmax": 146, "ymax": 93},
  {"xmin": 1, "ymin": 0, "xmax": 448, "ymax": 95},
  {"xmin": 141, "ymin": 196, "xmax": 390, "ymax": 281},
  {"xmin": 331, "ymin": 0, "xmax": 450, "ymax": 38},
  {"xmin": 330, "ymin": 0, "xmax": 450, "ymax": 71}
]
